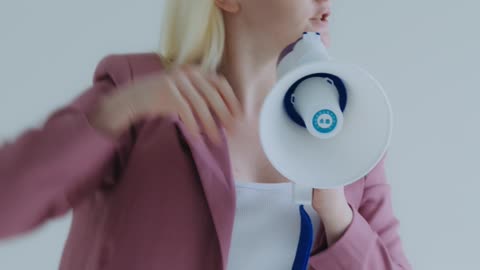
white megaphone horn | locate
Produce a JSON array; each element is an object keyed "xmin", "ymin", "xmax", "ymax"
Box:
[{"xmin": 259, "ymin": 32, "xmax": 393, "ymax": 205}]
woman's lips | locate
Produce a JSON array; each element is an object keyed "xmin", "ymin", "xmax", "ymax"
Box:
[{"xmin": 310, "ymin": 18, "xmax": 329, "ymax": 32}]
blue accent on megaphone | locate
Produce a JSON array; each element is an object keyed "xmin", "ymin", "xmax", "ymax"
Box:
[
  {"xmin": 292, "ymin": 205, "xmax": 314, "ymax": 270},
  {"xmin": 313, "ymin": 109, "xmax": 337, "ymax": 133},
  {"xmin": 283, "ymin": 73, "xmax": 348, "ymax": 129}
]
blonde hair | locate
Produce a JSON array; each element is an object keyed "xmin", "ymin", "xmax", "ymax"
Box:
[{"xmin": 156, "ymin": 0, "xmax": 225, "ymax": 72}]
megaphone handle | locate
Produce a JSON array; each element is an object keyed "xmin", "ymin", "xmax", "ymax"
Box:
[
  {"xmin": 293, "ymin": 183, "xmax": 313, "ymax": 205},
  {"xmin": 291, "ymin": 205, "xmax": 314, "ymax": 270}
]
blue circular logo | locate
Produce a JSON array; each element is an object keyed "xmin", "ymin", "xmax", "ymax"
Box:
[{"xmin": 312, "ymin": 109, "xmax": 337, "ymax": 133}]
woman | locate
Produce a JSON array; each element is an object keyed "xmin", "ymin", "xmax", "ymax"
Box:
[{"xmin": 0, "ymin": 0, "xmax": 411, "ymax": 269}]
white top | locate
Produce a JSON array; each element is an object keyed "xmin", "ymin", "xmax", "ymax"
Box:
[{"xmin": 227, "ymin": 180, "xmax": 321, "ymax": 270}]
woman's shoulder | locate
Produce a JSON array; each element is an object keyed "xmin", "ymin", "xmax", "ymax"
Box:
[
  {"xmin": 93, "ymin": 51, "xmax": 166, "ymax": 86},
  {"xmin": 345, "ymin": 153, "xmax": 390, "ymax": 208}
]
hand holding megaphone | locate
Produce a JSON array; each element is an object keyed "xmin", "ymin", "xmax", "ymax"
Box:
[{"xmin": 259, "ymin": 32, "xmax": 393, "ymax": 205}]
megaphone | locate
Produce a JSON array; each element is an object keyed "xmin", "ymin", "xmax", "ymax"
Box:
[{"xmin": 259, "ymin": 32, "xmax": 393, "ymax": 206}]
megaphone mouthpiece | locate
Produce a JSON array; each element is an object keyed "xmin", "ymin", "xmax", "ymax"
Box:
[{"xmin": 277, "ymin": 32, "xmax": 331, "ymax": 80}]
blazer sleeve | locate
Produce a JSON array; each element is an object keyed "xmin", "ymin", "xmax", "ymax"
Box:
[
  {"xmin": 0, "ymin": 54, "xmax": 135, "ymax": 240},
  {"xmin": 309, "ymin": 154, "xmax": 412, "ymax": 269}
]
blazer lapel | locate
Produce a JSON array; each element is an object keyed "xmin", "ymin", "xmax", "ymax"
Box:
[
  {"xmin": 129, "ymin": 52, "xmax": 236, "ymax": 269},
  {"xmin": 175, "ymin": 114, "xmax": 236, "ymax": 270}
]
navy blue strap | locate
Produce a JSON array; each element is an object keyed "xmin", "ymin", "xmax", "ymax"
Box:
[{"xmin": 292, "ymin": 205, "xmax": 314, "ymax": 270}]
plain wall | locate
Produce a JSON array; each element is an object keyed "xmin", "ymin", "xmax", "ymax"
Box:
[{"xmin": 1, "ymin": 0, "xmax": 479, "ymax": 269}]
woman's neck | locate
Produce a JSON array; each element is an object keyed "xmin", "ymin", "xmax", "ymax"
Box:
[{"xmin": 217, "ymin": 29, "xmax": 282, "ymax": 122}]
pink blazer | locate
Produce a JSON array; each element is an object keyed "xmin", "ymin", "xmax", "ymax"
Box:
[{"xmin": 0, "ymin": 53, "xmax": 412, "ymax": 270}]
